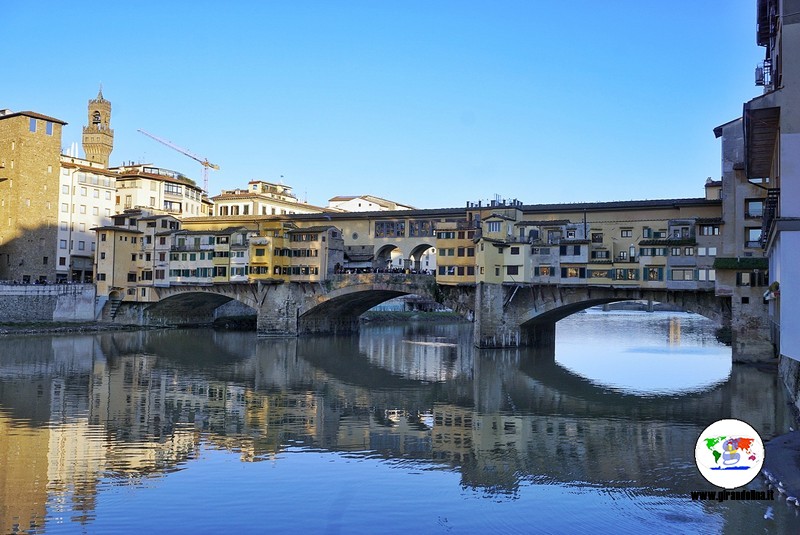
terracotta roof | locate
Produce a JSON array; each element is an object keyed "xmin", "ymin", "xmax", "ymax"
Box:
[{"xmin": 91, "ymin": 226, "xmax": 143, "ymax": 233}]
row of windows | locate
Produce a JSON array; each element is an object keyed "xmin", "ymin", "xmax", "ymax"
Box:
[
  {"xmin": 438, "ymin": 265, "xmax": 476, "ymax": 276},
  {"xmin": 61, "ymin": 184, "xmax": 113, "ymax": 199},
  {"xmin": 168, "ymin": 251, "xmax": 246, "ymax": 261},
  {"xmin": 438, "ymin": 247, "xmax": 475, "ymax": 257},
  {"xmin": 290, "ymin": 233, "xmax": 322, "ymax": 242},
  {"xmin": 59, "ymin": 239, "xmax": 95, "ymax": 251},
  {"xmin": 60, "ymin": 203, "xmax": 109, "ymax": 217},
  {"xmin": 29, "ymin": 118, "xmax": 54, "ymax": 135},
  {"xmin": 528, "ymin": 266, "xmax": 717, "ymax": 281},
  {"xmin": 375, "ymin": 221, "xmax": 405, "ymax": 238}
]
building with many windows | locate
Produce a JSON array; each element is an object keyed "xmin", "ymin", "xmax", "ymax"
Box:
[
  {"xmin": 433, "ymin": 196, "xmax": 724, "ymax": 291},
  {"xmin": 212, "ymin": 180, "xmax": 329, "ymax": 217},
  {"xmin": 57, "ymin": 156, "xmax": 116, "ymax": 282},
  {"xmin": 111, "ymin": 163, "xmax": 212, "ymax": 218}
]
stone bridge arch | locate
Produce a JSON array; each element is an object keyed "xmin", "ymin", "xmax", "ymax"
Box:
[
  {"xmin": 143, "ymin": 284, "xmax": 261, "ymax": 326},
  {"xmin": 291, "ymin": 274, "xmax": 458, "ymax": 335},
  {"xmin": 474, "ymin": 283, "xmax": 730, "ymax": 349}
]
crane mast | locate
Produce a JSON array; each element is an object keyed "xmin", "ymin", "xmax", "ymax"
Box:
[{"xmin": 137, "ymin": 129, "xmax": 219, "ymax": 193}]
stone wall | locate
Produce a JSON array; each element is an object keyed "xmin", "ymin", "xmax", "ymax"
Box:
[
  {"xmin": 0, "ymin": 284, "xmax": 95, "ymax": 322},
  {"xmin": 780, "ymin": 356, "xmax": 800, "ymax": 412}
]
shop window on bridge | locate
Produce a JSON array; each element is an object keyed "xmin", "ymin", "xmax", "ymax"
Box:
[
  {"xmin": 670, "ymin": 268, "xmax": 695, "ymax": 281},
  {"xmin": 615, "ymin": 268, "xmax": 639, "ymax": 280},
  {"xmin": 736, "ymin": 271, "xmax": 768, "ymax": 287},
  {"xmin": 561, "ymin": 267, "xmax": 585, "ymax": 278},
  {"xmin": 697, "ymin": 269, "xmax": 715, "ymax": 282},
  {"xmin": 589, "ymin": 269, "xmax": 610, "ymax": 279},
  {"xmin": 645, "ymin": 267, "xmax": 664, "ymax": 281},
  {"xmin": 375, "ymin": 221, "xmax": 405, "ymax": 238},
  {"xmin": 534, "ymin": 266, "xmax": 552, "ymax": 276}
]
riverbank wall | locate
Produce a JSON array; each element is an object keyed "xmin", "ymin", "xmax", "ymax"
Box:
[{"xmin": 0, "ymin": 283, "xmax": 96, "ymax": 322}]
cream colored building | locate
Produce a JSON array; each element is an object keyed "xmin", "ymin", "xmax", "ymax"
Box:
[
  {"xmin": 57, "ymin": 156, "xmax": 116, "ymax": 282},
  {"xmin": 327, "ymin": 194, "xmax": 414, "ymax": 212},
  {"xmin": 111, "ymin": 163, "xmax": 211, "ymax": 218},
  {"xmin": 213, "ymin": 180, "xmax": 328, "ymax": 216}
]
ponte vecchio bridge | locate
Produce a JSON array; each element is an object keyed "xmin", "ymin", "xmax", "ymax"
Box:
[{"xmin": 105, "ymin": 193, "xmax": 770, "ymax": 362}]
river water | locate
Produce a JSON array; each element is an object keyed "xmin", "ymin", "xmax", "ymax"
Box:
[{"xmin": 0, "ymin": 311, "xmax": 798, "ymax": 534}]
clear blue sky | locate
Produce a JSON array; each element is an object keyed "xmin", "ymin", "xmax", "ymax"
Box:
[{"xmin": 5, "ymin": 1, "xmax": 764, "ymax": 209}]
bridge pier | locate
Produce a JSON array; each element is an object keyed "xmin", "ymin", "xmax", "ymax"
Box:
[
  {"xmin": 474, "ymin": 282, "xmax": 557, "ymax": 348},
  {"xmin": 256, "ymin": 284, "xmax": 300, "ymax": 337}
]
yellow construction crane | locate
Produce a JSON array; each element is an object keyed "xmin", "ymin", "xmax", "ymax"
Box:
[{"xmin": 137, "ymin": 129, "xmax": 219, "ymax": 193}]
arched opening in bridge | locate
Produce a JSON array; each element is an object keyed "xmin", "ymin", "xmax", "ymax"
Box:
[
  {"xmin": 409, "ymin": 243, "xmax": 436, "ymax": 273},
  {"xmin": 298, "ymin": 280, "xmax": 462, "ymax": 335},
  {"xmin": 144, "ymin": 292, "xmax": 257, "ymax": 328},
  {"xmin": 375, "ymin": 245, "xmax": 405, "ymax": 271},
  {"xmin": 550, "ymin": 308, "xmax": 732, "ymax": 395}
]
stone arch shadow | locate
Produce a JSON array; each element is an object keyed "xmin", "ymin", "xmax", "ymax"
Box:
[
  {"xmin": 143, "ymin": 291, "xmax": 257, "ymax": 326},
  {"xmin": 297, "ymin": 282, "xmax": 464, "ymax": 335}
]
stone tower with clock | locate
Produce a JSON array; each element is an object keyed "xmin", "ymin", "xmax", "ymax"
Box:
[{"xmin": 82, "ymin": 88, "xmax": 114, "ymax": 167}]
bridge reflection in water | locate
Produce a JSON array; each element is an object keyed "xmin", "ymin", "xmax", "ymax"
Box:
[{"xmin": 0, "ymin": 314, "xmax": 794, "ymax": 533}]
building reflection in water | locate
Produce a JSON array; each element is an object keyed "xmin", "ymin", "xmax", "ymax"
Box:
[{"xmin": 0, "ymin": 315, "xmax": 793, "ymax": 533}]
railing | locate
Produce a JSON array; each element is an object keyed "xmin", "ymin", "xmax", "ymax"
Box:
[{"xmin": 761, "ymin": 189, "xmax": 779, "ymax": 248}]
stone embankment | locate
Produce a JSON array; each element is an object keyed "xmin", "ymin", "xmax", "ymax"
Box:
[{"xmin": 0, "ymin": 322, "xmax": 152, "ymax": 336}]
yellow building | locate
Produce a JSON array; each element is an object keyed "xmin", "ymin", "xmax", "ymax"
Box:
[
  {"xmin": 286, "ymin": 226, "xmax": 345, "ymax": 282},
  {"xmin": 247, "ymin": 222, "xmax": 295, "ymax": 282},
  {"xmin": 434, "ymin": 221, "xmax": 476, "ymax": 284},
  {"xmin": 94, "ymin": 210, "xmax": 181, "ymax": 303}
]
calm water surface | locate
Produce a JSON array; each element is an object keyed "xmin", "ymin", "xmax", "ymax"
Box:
[{"xmin": 0, "ymin": 311, "xmax": 798, "ymax": 534}]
